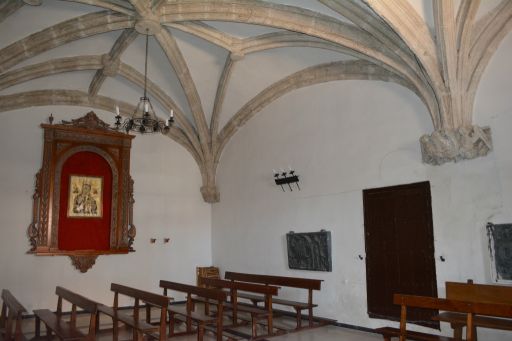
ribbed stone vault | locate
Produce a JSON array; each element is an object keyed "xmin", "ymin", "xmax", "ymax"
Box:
[{"xmin": 0, "ymin": 0, "xmax": 511, "ymax": 202}]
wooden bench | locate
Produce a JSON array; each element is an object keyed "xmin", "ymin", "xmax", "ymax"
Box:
[
  {"xmin": 376, "ymin": 294, "xmax": 512, "ymax": 341},
  {"xmin": 0, "ymin": 290, "xmax": 28, "ymax": 341},
  {"xmin": 224, "ymin": 271, "xmax": 323, "ymax": 329},
  {"xmin": 199, "ymin": 277, "xmax": 279, "ymax": 338},
  {"xmin": 159, "ymin": 280, "xmax": 227, "ymax": 341},
  {"xmin": 433, "ymin": 280, "xmax": 512, "ymax": 340},
  {"xmin": 32, "ymin": 286, "xmax": 98, "ymax": 341},
  {"xmin": 98, "ymin": 283, "xmax": 169, "ymax": 341}
]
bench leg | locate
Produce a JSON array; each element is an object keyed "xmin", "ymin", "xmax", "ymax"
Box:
[
  {"xmin": 451, "ymin": 323, "xmax": 463, "ymax": 340},
  {"xmin": 294, "ymin": 308, "xmax": 302, "ymax": 329},
  {"xmin": 251, "ymin": 315, "xmax": 257, "ymax": 338},
  {"xmin": 197, "ymin": 323, "xmax": 204, "ymax": 341},
  {"xmin": 186, "ymin": 315, "xmax": 192, "ymax": 333},
  {"xmin": 146, "ymin": 305, "xmax": 151, "ymax": 324},
  {"xmin": 132, "ymin": 327, "xmax": 138, "ymax": 341},
  {"xmin": 95, "ymin": 313, "xmax": 100, "ymax": 333},
  {"xmin": 168, "ymin": 311, "xmax": 175, "ymax": 336},
  {"xmin": 267, "ymin": 314, "xmax": 273, "ymax": 336},
  {"xmin": 112, "ymin": 319, "xmax": 118, "ymax": 341},
  {"xmin": 35, "ymin": 316, "xmax": 41, "ymax": 338},
  {"xmin": 308, "ymin": 306, "xmax": 313, "ymax": 327},
  {"xmin": 216, "ymin": 323, "xmax": 223, "ymax": 341}
]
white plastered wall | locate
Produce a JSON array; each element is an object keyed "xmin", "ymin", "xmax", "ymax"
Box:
[
  {"xmin": 0, "ymin": 2, "xmax": 212, "ymax": 309},
  {"xmin": 0, "ymin": 106, "xmax": 212, "ymax": 309},
  {"xmin": 212, "ymin": 29, "xmax": 512, "ymax": 340}
]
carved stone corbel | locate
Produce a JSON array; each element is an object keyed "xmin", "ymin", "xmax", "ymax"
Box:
[{"xmin": 420, "ymin": 125, "xmax": 492, "ymax": 165}]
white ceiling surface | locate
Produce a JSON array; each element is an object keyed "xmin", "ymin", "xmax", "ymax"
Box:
[
  {"xmin": 0, "ymin": 0, "xmax": 504, "ymax": 132},
  {"xmin": 219, "ymin": 47, "xmax": 355, "ymax": 130}
]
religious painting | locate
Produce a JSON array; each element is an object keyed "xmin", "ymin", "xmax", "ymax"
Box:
[{"xmin": 67, "ymin": 175, "xmax": 103, "ymax": 218}]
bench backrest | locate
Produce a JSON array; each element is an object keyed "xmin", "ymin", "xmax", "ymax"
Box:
[
  {"xmin": 225, "ymin": 271, "xmax": 322, "ymax": 290},
  {"xmin": 53, "ymin": 287, "xmax": 99, "ymax": 338},
  {"xmin": 394, "ymin": 294, "xmax": 512, "ymax": 341},
  {"xmin": 1, "ymin": 289, "xmax": 27, "ymax": 341},
  {"xmin": 110, "ymin": 283, "xmax": 169, "ymax": 308},
  {"xmin": 201, "ymin": 278, "xmax": 279, "ymax": 296},
  {"xmin": 159, "ymin": 280, "xmax": 227, "ymax": 302},
  {"xmin": 446, "ymin": 281, "xmax": 512, "ymax": 305},
  {"xmin": 55, "ymin": 286, "xmax": 98, "ymax": 314}
]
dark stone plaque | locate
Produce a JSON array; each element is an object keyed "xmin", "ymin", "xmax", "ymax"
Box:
[
  {"xmin": 487, "ymin": 223, "xmax": 512, "ymax": 281},
  {"xmin": 286, "ymin": 230, "xmax": 332, "ymax": 272}
]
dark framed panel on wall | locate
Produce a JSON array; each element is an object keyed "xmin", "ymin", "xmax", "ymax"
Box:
[{"xmin": 27, "ymin": 112, "xmax": 136, "ymax": 272}]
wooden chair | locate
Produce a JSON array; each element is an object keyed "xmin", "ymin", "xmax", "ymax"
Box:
[
  {"xmin": 196, "ymin": 266, "xmax": 220, "ymax": 288},
  {"xmin": 0, "ymin": 290, "xmax": 27, "ymax": 341},
  {"xmin": 33, "ymin": 286, "xmax": 99, "ymax": 341}
]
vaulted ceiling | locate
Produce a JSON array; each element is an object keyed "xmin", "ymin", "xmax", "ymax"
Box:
[{"xmin": 1, "ymin": 0, "xmax": 511, "ymax": 202}]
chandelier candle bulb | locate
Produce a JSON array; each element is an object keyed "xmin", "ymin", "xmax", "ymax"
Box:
[
  {"xmin": 115, "ymin": 105, "xmax": 120, "ymax": 116},
  {"xmin": 144, "ymin": 102, "xmax": 149, "ymax": 113}
]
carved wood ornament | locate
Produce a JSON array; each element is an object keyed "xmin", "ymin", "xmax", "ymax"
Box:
[{"xmin": 27, "ymin": 111, "xmax": 135, "ymax": 272}]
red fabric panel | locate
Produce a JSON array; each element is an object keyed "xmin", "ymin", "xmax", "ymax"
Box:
[{"xmin": 58, "ymin": 151, "xmax": 112, "ymax": 250}]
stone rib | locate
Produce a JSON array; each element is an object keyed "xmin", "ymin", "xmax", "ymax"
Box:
[
  {"xmin": 210, "ymin": 54, "xmax": 234, "ymax": 144},
  {"xmin": 118, "ymin": 63, "xmax": 203, "ymax": 160},
  {"xmin": 319, "ymin": 0, "xmax": 422, "ymax": 82},
  {"xmin": 465, "ymin": 1, "xmax": 512, "ymax": 124},
  {"xmin": 154, "ymin": 28, "xmax": 210, "ymax": 155},
  {"xmin": 0, "ymin": 11, "xmax": 135, "ymax": 73},
  {"xmin": 0, "ymin": 56, "xmax": 103, "ymax": 91},
  {"xmin": 63, "ymin": 0, "xmax": 135, "ymax": 15},
  {"xmin": 216, "ymin": 60, "xmax": 416, "ymax": 163},
  {"xmin": 163, "ymin": 21, "xmax": 237, "ymax": 51},
  {"xmin": 433, "ymin": 0, "xmax": 460, "ymax": 127},
  {"xmin": 0, "ymin": 89, "xmax": 201, "ymax": 167},
  {"xmin": 0, "ymin": 0, "xmax": 24, "ymax": 25},
  {"xmin": 89, "ymin": 28, "xmax": 138, "ymax": 96},
  {"xmin": 0, "ymin": 55, "xmax": 202, "ymax": 162},
  {"xmin": 158, "ymin": 0, "xmax": 440, "ymax": 128}
]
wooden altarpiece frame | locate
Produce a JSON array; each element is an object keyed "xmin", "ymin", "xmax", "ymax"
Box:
[{"xmin": 27, "ymin": 112, "xmax": 136, "ymax": 272}]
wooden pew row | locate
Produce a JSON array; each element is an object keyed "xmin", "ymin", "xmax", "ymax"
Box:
[
  {"xmin": 199, "ymin": 277, "xmax": 280, "ymax": 338},
  {"xmin": 0, "ymin": 290, "xmax": 27, "ymax": 341},
  {"xmin": 224, "ymin": 271, "xmax": 324, "ymax": 329},
  {"xmin": 98, "ymin": 283, "xmax": 169, "ymax": 341},
  {"xmin": 376, "ymin": 294, "xmax": 512, "ymax": 341},
  {"xmin": 434, "ymin": 281, "xmax": 512, "ymax": 340},
  {"xmin": 159, "ymin": 280, "xmax": 229, "ymax": 341},
  {"xmin": 33, "ymin": 286, "xmax": 98, "ymax": 341}
]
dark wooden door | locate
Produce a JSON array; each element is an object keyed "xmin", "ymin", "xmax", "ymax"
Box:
[{"xmin": 363, "ymin": 181, "xmax": 438, "ymax": 328}]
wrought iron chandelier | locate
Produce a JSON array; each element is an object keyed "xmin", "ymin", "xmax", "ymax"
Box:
[{"xmin": 114, "ymin": 29, "xmax": 174, "ymax": 134}]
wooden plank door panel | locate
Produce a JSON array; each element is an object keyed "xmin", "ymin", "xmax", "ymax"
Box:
[{"xmin": 363, "ymin": 181, "xmax": 439, "ymax": 328}]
